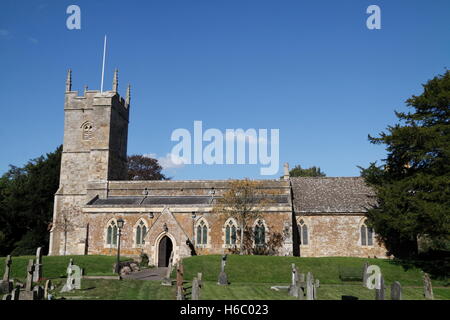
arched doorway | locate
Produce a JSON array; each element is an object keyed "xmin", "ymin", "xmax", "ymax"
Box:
[{"xmin": 158, "ymin": 235, "xmax": 173, "ymax": 267}]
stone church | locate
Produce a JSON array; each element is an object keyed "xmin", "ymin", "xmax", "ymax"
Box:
[{"xmin": 48, "ymin": 70, "xmax": 388, "ymax": 266}]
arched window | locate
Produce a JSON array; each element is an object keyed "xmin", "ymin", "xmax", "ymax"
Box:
[
  {"xmin": 135, "ymin": 220, "xmax": 147, "ymax": 246},
  {"xmin": 225, "ymin": 219, "xmax": 237, "ymax": 245},
  {"xmin": 298, "ymin": 219, "xmax": 308, "ymax": 245},
  {"xmin": 106, "ymin": 220, "xmax": 118, "ymax": 246},
  {"xmin": 360, "ymin": 222, "xmax": 374, "ymax": 246},
  {"xmin": 196, "ymin": 219, "xmax": 208, "ymax": 245},
  {"xmin": 254, "ymin": 219, "xmax": 266, "ymax": 246},
  {"xmin": 81, "ymin": 121, "xmax": 93, "ymax": 140}
]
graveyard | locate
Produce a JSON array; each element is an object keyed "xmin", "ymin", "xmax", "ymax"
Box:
[{"xmin": 1, "ymin": 253, "xmax": 449, "ymax": 300}]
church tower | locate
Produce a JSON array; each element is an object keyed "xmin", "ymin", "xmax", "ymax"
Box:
[{"xmin": 49, "ymin": 69, "xmax": 130, "ymax": 255}]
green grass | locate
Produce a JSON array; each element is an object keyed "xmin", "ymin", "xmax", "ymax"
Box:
[
  {"xmin": 1, "ymin": 254, "xmax": 448, "ymax": 300},
  {"xmin": 179, "ymin": 255, "xmax": 449, "ymax": 287},
  {"xmin": 49, "ymin": 278, "xmax": 175, "ymax": 300},
  {"xmin": 0, "ymin": 255, "xmax": 131, "ymax": 281}
]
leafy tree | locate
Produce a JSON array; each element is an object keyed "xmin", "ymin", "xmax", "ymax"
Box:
[
  {"xmin": 288, "ymin": 165, "xmax": 326, "ymax": 177},
  {"xmin": 360, "ymin": 71, "xmax": 450, "ymax": 259},
  {"xmin": 127, "ymin": 155, "xmax": 169, "ymax": 180},
  {"xmin": 212, "ymin": 179, "xmax": 276, "ymax": 255},
  {"xmin": 0, "ymin": 145, "xmax": 62, "ymax": 256}
]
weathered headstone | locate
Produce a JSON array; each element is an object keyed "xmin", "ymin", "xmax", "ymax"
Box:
[
  {"xmin": 60, "ymin": 262, "xmax": 81, "ymax": 292},
  {"xmin": 33, "ymin": 285, "xmax": 44, "ymax": 300},
  {"xmin": 217, "ymin": 254, "xmax": 228, "ymax": 285},
  {"xmin": 71, "ymin": 265, "xmax": 82, "ymax": 289},
  {"xmin": 2, "ymin": 293, "xmax": 11, "ymax": 300},
  {"xmin": 21, "ymin": 261, "xmax": 37, "ymax": 300},
  {"xmin": 197, "ymin": 272, "xmax": 203, "ymax": 288},
  {"xmin": 191, "ymin": 277, "xmax": 200, "ymax": 300},
  {"xmin": 161, "ymin": 251, "xmax": 175, "ymax": 286},
  {"xmin": 390, "ymin": 281, "xmax": 402, "ymax": 300},
  {"xmin": 25, "ymin": 259, "xmax": 35, "ymax": 292},
  {"xmin": 11, "ymin": 285, "xmax": 20, "ymax": 300},
  {"xmin": 0, "ymin": 255, "xmax": 13, "ymax": 294},
  {"xmin": 423, "ymin": 273, "xmax": 434, "ymax": 300},
  {"xmin": 306, "ymin": 272, "xmax": 314, "ymax": 300},
  {"xmin": 362, "ymin": 262, "xmax": 369, "ymax": 287},
  {"xmin": 288, "ymin": 264, "xmax": 299, "ymax": 297},
  {"xmin": 176, "ymin": 284, "xmax": 185, "ymax": 300},
  {"xmin": 44, "ymin": 280, "xmax": 52, "ymax": 300},
  {"xmin": 33, "ymin": 247, "xmax": 43, "ymax": 282},
  {"xmin": 375, "ymin": 274, "xmax": 385, "ymax": 300},
  {"xmin": 176, "ymin": 262, "xmax": 184, "ymax": 289}
]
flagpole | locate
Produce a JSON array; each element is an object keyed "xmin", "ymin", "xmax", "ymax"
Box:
[{"xmin": 100, "ymin": 35, "xmax": 107, "ymax": 93}]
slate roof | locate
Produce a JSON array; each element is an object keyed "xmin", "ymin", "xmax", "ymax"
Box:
[
  {"xmin": 89, "ymin": 194, "xmax": 290, "ymax": 207},
  {"xmin": 290, "ymin": 177, "xmax": 376, "ymax": 213}
]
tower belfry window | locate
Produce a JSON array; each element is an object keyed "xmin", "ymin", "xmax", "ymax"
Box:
[{"xmin": 82, "ymin": 122, "xmax": 93, "ymax": 140}]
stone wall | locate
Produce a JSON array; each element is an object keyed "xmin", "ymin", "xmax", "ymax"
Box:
[
  {"xmin": 294, "ymin": 214, "xmax": 388, "ymax": 258},
  {"xmin": 84, "ymin": 208, "xmax": 293, "ymax": 265}
]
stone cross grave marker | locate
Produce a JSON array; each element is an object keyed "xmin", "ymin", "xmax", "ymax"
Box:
[
  {"xmin": 0, "ymin": 255, "xmax": 13, "ymax": 294},
  {"xmin": 33, "ymin": 247, "xmax": 43, "ymax": 282},
  {"xmin": 161, "ymin": 251, "xmax": 175, "ymax": 286},
  {"xmin": 288, "ymin": 263, "xmax": 299, "ymax": 297},
  {"xmin": 390, "ymin": 281, "xmax": 402, "ymax": 300},
  {"xmin": 191, "ymin": 277, "xmax": 200, "ymax": 300},
  {"xmin": 217, "ymin": 254, "xmax": 228, "ymax": 285},
  {"xmin": 375, "ymin": 273, "xmax": 385, "ymax": 300},
  {"xmin": 25, "ymin": 259, "xmax": 35, "ymax": 292},
  {"xmin": 423, "ymin": 273, "xmax": 434, "ymax": 300}
]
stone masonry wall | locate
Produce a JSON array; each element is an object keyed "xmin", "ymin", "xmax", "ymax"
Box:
[{"xmin": 295, "ymin": 215, "xmax": 389, "ymax": 258}]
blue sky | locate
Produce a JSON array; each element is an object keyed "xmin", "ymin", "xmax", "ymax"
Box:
[{"xmin": 0, "ymin": 0, "xmax": 449, "ymax": 180}]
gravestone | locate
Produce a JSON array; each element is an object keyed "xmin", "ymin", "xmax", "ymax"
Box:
[
  {"xmin": 191, "ymin": 277, "xmax": 200, "ymax": 300},
  {"xmin": 2, "ymin": 293, "xmax": 11, "ymax": 300},
  {"xmin": 33, "ymin": 247, "xmax": 43, "ymax": 282},
  {"xmin": 391, "ymin": 281, "xmax": 402, "ymax": 300},
  {"xmin": 71, "ymin": 265, "xmax": 82, "ymax": 289},
  {"xmin": 176, "ymin": 262, "xmax": 184, "ymax": 289},
  {"xmin": 306, "ymin": 272, "xmax": 314, "ymax": 300},
  {"xmin": 375, "ymin": 274, "xmax": 385, "ymax": 300},
  {"xmin": 44, "ymin": 280, "xmax": 52, "ymax": 300},
  {"xmin": 197, "ymin": 272, "xmax": 203, "ymax": 288},
  {"xmin": 297, "ymin": 273, "xmax": 306, "ymax": 300},
  {"xmin": 288, "ymin": 264, "xmax": 299, "ymax": 297},
  {"xmin": 11, "ymin": 285, "xmax": 20, "ymax": 300},
  {"xmin": 362, "ymin": 262, "xmax": 369, "ymax": 287},
  {"xmin": 61, "ymin": 262, "xmax": 82, "ymax": 292},
  {"xmin": 217, "ymin": 254, "xmax": 228, "ymax": 285},
  {"xmin": 0, "ymin": 255, "xmax": 13, "ymax": 294},
  {"xmin": 176, "ymin": 285, "xmax": 185, "ymax": 300},
  {"xmin": 423, "ymin": 273, "xmax": 434, "ymax": 300},
  {"xmin": 25, "ymin": 259, "xmax": 35, "ymax": 292},
  {"xmin": 161, "ymin": 251, "xmax": 175, "ymax": 286},
  {"xmin": 33, "ymin": 285, "xmax": 44, "ymax": 300},
  {"xmin": 21, "ymin": 261, "xmax": 37, "ymax": 300}
]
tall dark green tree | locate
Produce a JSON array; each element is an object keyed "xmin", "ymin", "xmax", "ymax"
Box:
[
  {"xmin": 360, "ymin": 71, "xmax": 450, "ymax": 259},
  {"xmin": 0, "ymin": 145, "xmax": 62, "ymax": 256}
]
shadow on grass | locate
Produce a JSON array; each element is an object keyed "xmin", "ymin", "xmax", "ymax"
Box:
[
  {"xmin": 387, "ymin": 251, "xmax": 450, "ymax": 284},
  {"xmin": 80, "ymin": 287, "xmax": 96, "ymax": 291}
]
